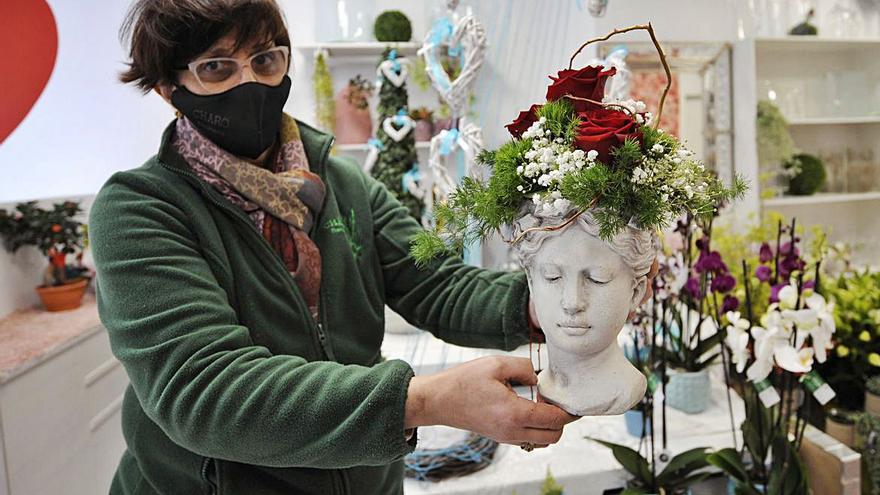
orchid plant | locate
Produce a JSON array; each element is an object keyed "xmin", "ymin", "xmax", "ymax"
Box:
[{"xmin": 709, "ymin": 218, "xmax": 836, "ymax": 494}]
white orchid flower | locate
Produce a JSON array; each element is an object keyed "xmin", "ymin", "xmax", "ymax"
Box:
[
  {"xmin": 726, "ymin": 311, "xmax": 750, "ymax": 331},
  {"xmin": 725, "ymin": 327, "xmax": 750, "ymax": 373},
  {"xmin": 777, "ymin": 285, "xmax": 799, "ymax": 310},
  {"xmin": 774, "ymin": 345, "xmax": 814, "ymax": 374},
  {"xmin": 746, "ymin": 324, "xmax": 795, "ymax": 382},
  {"xmin": 805, "ymin": 293, "xmax": 836, "ymax": 362}
]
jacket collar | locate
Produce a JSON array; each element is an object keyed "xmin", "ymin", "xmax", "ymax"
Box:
[{"xmin": 157, "ymin": 117, "xmax": 335, "ymax": 177}]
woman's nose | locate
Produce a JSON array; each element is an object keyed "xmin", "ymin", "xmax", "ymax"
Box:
[{"xmin": 240, "ymin": 65, "xmax": 258, "ymax": 83}]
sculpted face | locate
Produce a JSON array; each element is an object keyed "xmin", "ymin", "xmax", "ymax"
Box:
[{"xmin": 527, "ymin": 225, "xmax": 644, "ymax": 357}]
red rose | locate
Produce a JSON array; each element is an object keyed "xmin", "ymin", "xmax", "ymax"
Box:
[
  {"xmin": 505, "ymin": 104, "xmax": 542, "ymax": 138},
  {"xmin": 574, "ymin": 108, "xmax": 642, "ymax": 164},
  {"xmin": 546, "ymin": 65, "xmax": 616, "ymax": 112}
]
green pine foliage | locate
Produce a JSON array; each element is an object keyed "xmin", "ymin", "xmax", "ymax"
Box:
[
  {"xmin": 372, "ymin": 49, "xmax": 421, "ymax": 219},
  {"xmin": 410, "ymin": 93, "xmax": 747, "ymax": 265}
]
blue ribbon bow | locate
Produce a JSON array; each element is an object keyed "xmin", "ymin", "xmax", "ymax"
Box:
[{"xmin": 439, "ymin": 128, "xmax": 460, "ymax": 156}]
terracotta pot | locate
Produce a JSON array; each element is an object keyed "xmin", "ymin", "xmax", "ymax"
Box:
[
  {"xmin": 333, "ymin": 86, "xmax": 372, "ymax": 145},
  {"xmin": 433, "ymin": 117, "xmax": 454, "ymax": 133},
  {"xmin": 414, "ymin": 120, "xmax": 434, "ymax": 142},
  {"xmin": 824, "ymin": 415, "xmax": 856, "ymax": 448},
  {"xmin": 866, "ymin": 391, "xmax": 880, "ymax": 417},
  {"xmin": 35, "ymin": 277, "xmax": 89, "ymax": 312}
]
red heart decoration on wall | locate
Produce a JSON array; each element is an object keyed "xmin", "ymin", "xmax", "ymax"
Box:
[{"xmin": 0, "ymin": 0, "xmax": 58, "ymax": 145}]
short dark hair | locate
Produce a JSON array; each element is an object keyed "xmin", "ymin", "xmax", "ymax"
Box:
[{"xmin": 119, "ymin": 0, "xmax": 290, "ymax": 93}]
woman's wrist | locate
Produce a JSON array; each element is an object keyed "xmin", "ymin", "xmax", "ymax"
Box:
[{"xmin": 405, "ymin": 375, "xmax": 430, "ymax": 429}]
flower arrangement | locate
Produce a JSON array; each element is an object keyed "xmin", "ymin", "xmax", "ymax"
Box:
[
  {"xmin": 411, "ymin": 24, "xmax": 745, "ymax": 264},
  {"xmin": 709, "ymin": 219, "xmax": 835, "ymax": 494},
  {"xmin": 654, "ymin": 216, "xmax": 740, "ymax": 375}
]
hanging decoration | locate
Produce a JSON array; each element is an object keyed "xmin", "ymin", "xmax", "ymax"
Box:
[
  {"xmin": 370, "ymin": 49, "xmax": 422, "ymax": 220},
  {"xmin": 416, "ymin": 4, "xmax": 488, "ymax": 228},
  {"xmin": 376, "ymin": 50, "xmax": 410, "ymax": 88},
  {"xmin": 312, "ymin": 49, "xmax": 335, "ymax": 134},
  {"xmin": 381, "ymin": 110, "xmax": 415, "ymax": 142}
]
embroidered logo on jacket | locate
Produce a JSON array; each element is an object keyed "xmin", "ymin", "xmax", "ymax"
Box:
[{"xmin": 324, "ymin": 209, "xmax": 363, "ymax": 259}]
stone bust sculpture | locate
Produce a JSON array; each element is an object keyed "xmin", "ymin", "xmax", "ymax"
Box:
[{"xmin": 513, "ymin": 205, "xmax": 658, "ymax": 416}]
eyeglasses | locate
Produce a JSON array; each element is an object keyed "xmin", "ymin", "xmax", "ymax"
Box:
[{"xmin": 176, "ymin": 46, "xmax": 290, "ymax": 94}]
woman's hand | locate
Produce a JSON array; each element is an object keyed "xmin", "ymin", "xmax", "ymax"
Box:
[{"xmin": 405, "ymin": 356, "xmax": 578, "ymax": 446}]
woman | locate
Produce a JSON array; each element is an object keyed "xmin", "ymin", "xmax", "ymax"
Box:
[{"xmin": 91, "ymin": 1, "xmax": 586, "ymax": 494}]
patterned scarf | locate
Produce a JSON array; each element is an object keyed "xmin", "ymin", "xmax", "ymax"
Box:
[{"xmin": 173, "ymin": 114, "xmax": 326, "ymax": 318}]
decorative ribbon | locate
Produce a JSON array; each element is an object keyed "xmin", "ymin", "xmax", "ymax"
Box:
[{"xmin": 439, "ymin": 128, "xmax": 460, "ymax": 156}]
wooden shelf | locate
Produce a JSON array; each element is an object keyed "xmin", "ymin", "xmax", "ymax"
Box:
[
  {"xmin": 787, "ymin": 116, "xmax": 880, "ymax": 126},
  {"xmin": 336, "ymin": 141, "xmax": 430, "ymax": 153},
  {"xmin": 293, "ymin": 42, "xmax": 421, "ymax": 59},
  {"xmin": 763, "ymin": 191, "xmax": 880, "ymax": 207}
]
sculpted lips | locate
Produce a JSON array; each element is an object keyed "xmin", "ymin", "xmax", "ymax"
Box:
[{"xmin": 557, "ymin": 322, "xmax": 591, "ymax": 336}]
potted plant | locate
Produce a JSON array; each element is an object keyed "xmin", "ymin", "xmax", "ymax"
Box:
[
  {"xmin": 373, "ymin": 10, "xmax": 412, "ymax": 42},
  {"xmin": 868, "ymin": 376, "xmax": 880, "ymax": 417},
  {"xmin": 825, "ymin": 407, "xmax": 857, "ymax": 448},
  {"xmin": 590, "ymin": 438, "xmax": 711, "ymax": 495},
  {"xmin": 334, "ymin": 74, "xmax": 374, "ymax": 145},
  {"xmin": 0, "ymin": 201, "xmax": 91, "ymax": 311},
  {"xmin": 409, "ymin": 106, "xmax": 434, "ymax": 142},
  {"xmin": 656, "ymin": 215, "xmax": 740, "ymax": 415},
  {"xmin": 713, "ymin": 218, "xmax": 834, "ymax": 494},
  {"xmin": 816, "ymin": 268, "xmax": 880, "ymax": 415}
]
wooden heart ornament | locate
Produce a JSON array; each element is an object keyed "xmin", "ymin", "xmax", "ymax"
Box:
[
  {"xmin": 0, "ymin": 0, "xmax": 58, "ymax": 144},
  {"xmin": 382, "ymin": 115, "xmax": 414, "ymax": 142}
]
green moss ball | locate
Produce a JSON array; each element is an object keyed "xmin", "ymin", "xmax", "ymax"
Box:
[
  {"xmin": 374, "ymin": 10, "xmax": 412, "ymax": 42},
  {"xmin": 785, "ymin": 153, "xmax": 826, "ymax": 195}
]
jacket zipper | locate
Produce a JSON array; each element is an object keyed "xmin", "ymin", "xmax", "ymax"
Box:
[
  {"xmin": 157, "ymin": 137, "xmax": 334, "ymax": 360},
  {"xmin": 200, "ymin": 457, "xmax": 217, "ymax": 495},
  {"xmin": 161, "ymin": 136, "xmax": 351, "ymax": 495}
]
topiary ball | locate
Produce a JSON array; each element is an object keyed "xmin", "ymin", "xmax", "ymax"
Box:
[
  {"xmin": 374, "ymin": 10, "xmax": 412, "ymax": 42},
  {"xmin": 785, "ymin": 153, "xmax": 826, "ymax": 195}
]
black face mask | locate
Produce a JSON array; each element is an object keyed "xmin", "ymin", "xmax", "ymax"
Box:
[{"xmin": 171, "ymin": 75, "xmax": 292, "ymax": 159}]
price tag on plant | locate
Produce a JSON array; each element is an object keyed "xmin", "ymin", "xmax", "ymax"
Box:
[
  {"xmin": 800, "ymin": 370, "xmax": 836, "ymax": 405},
  {"xmin": 754, "ymin": 379, "xmax": 781, "ymax": 407}
]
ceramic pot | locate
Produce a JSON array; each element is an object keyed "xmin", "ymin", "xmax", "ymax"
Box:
[
  {"xmin": 35, "ymin": 277, "xmax": 89, "ymax": 312},
  {"xmin": 624, "ymin": 409, "xmax": 651, "ymax": 437},
  {"xmin": 825, "ymin": 414, "xmax": 856, "ymax": 448},
  {"xmin": 727, "ymin": 477, "xmax": 766, "ymax": 494},
  {"xmin": 866, "ymin": 391, "xmax": 880, "ymax": 417},
  {"xmin": 666, "ymin": 368, "xmax": 711, "ymax": 414},
  {"xmin": 334, "ymin": 86, "xmax": 372, "ymax": 145},
  {"xmin": 414, "ymin": 120, "xmax": 434, "ymax": 142},
  {"xmin": 433, "ymin": 117, "xmax": 454, "ymax": 133},
  {"xmin": 516, "ymin": 208, "xmax": 656, "ymax": 416}
]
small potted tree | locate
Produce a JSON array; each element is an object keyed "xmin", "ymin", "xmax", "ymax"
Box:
[{"xmin": 0, "ymin": 201, "xmax": 91, "ymax": 311}]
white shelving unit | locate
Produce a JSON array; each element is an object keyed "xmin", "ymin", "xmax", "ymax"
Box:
[
  {"xmin": 293, "ymin": 42, "xmax": 421, "ymax": 63},
  {"xmin": 336, "ymin": 141, "xmax": 430, "ymax": 153},
  {"xmin": 735, "ymin": 36, "xmax": 880, "ymax": 263},
  {"xmin": 763, "ymin": 191, "xmax": 880, "ymax": 207}
]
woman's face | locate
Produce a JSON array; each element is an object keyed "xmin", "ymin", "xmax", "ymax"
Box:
[
  {"xmin": 158, "ymin": 33, "xmax": 279, "ymax": 98},
  {"xmin": 527, "ymin": 226, "xmax": 644, "ymax": 357}
]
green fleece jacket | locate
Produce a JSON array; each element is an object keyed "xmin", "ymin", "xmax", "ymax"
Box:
[{"xmin": 89, "ymin": 120, "xmax": 531, "ymax": 495}]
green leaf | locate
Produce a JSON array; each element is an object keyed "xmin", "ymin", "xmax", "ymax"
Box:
[
  {"xmin": 656, "ymin": 447, "xmax": 709, "ymax": 483},
  {"xmin": 588, "ymin": 438, "xmax": 652, "ymax": 483},
  {"xmin": 706, "ymin": 448, "xmax": 749, "ymax": 483},
  {"xmin": 620, "ymin": 488, "xmax": 650, "ymax": 495}
]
